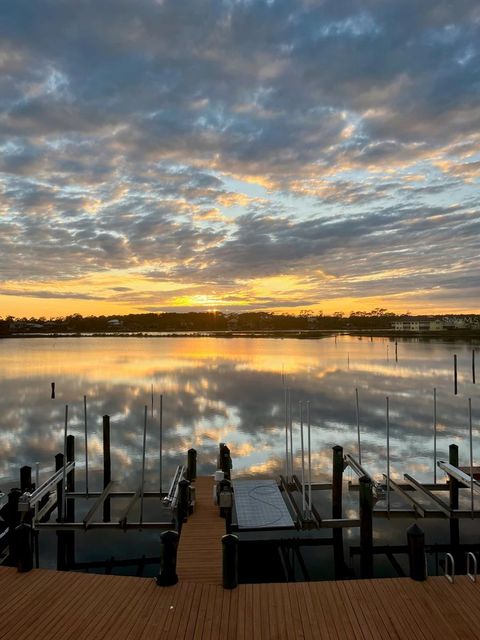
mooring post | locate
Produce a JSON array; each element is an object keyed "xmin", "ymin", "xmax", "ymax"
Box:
[
  {"xmin": 454, "ymin": 354, "xmax": 458, "ymax": 395},
  {"xmin": 359, "ymin": 475, "xmax": 373, "ymax": 579},
  {"xmin": 103, "ymin": 415, "xmax": 111, "ymax": 523},
  {"xmin": 65, "ymin": 435, "xmax": 75, "ymax": 567},
  {"xmin": 219, "ymin": 443, "xmax": 232, "ymax": 480},
  {"xmin": 473, "ymin": 349, "xmax": 476, "ymax": 384},
  {"xmin": 55, "ymin": 453, "xmax": 64, "ymax": 522},
  {"xmin": 156, "ymin": 530, "xmax": 179, "ymax": 586},
  {"xmin": 332, "ymin": 445, "xmax": 345, "ymax": 578},
  {"xmin": 186, "ymin": 448, "xmax": 197, "ymax": 482},
  {"xmin": 222, "ymin": 534, "xmax": 239, "ymax": 589},
  {"xmin": 15, "ymin": 523, "xmax": 33, "ymax": 573},
  {"xmin": 6, "ymin": 488, "xmax": 22, "ymax": 567},
  {"xmin": 176, "ymin": 478, "xmax": 190, "ymax": 534},
  {"xmin": 51, "ymin": 382, "xmax": 55, "ymax": 399},
  {"xmin": 407, "ymin": 523, "xmax": 426, "ymax": 580},
  {"xmin": 20, "ymin": 466, "xmax": 32, "ymax": 492},
  {"xmin": 449, "ymin": 444, "xmax": 460, "ymax": 550}
]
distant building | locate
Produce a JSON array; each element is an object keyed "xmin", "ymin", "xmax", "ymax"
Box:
[
  {"xmin": 392, "ymin": 320, "xmax": 444, "ymax": 331},
  {"xmin": 107, "ymin": 318, "xmax": 122, "ymax": 327}
]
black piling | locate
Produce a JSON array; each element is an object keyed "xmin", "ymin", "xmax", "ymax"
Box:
[
  {"xmin": 6, "ymin": 488, "xmax": 22, "ymax": 567},
  {"xmin": 15, "ymin": 523, "xmax": 33, "ymax": 573},
  {"xmin": 218, "ymin": 443, "xmax": 232, "ymax": 480},
  {"xmin": 103, "ymin": 415, "xmax": 111, "ymax": 523},
  {"xmin": 449, "ymin": 444, "xmax": 460, "ymax": 550},
  {"xmin": 55, "ymin": 452, "xmax": 66, "ymax": 570},
  {"xmin": 454, "ymin": 354, "xmax": 458, "ymax": 395},
  {"xmin": 473, "ymin": 349, "xmax": 476, "ymax": 385},
  {"xmin": 359, "ymin": 475, "xmax": 373, "ymax": 579},
  {"xmin": 156, "ymin": 530, "xmax": 179, "ymax": 586},
  {"xmin": 176, "ymin": 478, "xmax": 190, "ymax": 534},
  {"xmin": 51, "ymin": 382, "xmax": 55, "ymax": 399},
  {"xmin": 222, "ymin": 534, "xmax": 239, "ymax": 589},
  {"xmin": 20, "ymin": 466, "xmax": 32, "ymax": 492},
  {"xmin": 332, "ymin": 445, "xmax": 345, "ymax": 578},
  {"xmin": 186, "ymin": 448, "xmax": 197, "ymax": 482},
  {"xmin": 395, "ymin": 341, "xmax": 398, "ymax": 362},
  {"xmin": 65, "ymin": 435, "xmax": 75, "ymax": 567},
  {"xmin": 407, "ymin": 523, "xmax": 426, "ymax": 581}
]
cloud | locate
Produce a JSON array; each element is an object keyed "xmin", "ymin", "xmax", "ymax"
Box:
[{"xmin": 0, "ymin": 0, "xmax": 479, "ymax": 313}]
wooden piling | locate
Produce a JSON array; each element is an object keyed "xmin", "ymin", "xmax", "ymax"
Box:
[
  {"xmin": 176, "ymin": 479, "xmax": 190, "ymax": 534},
  {"xmin": 6, "ymin": 488, "xmax": 22, "ymax": 567},
  {"xmin": 156, "ymin": 530, "xmax": 179, "ymax": 586},
  {"xmin": 449, "ymin": 444, "xmax": 460, "ymax": 549},
  {"xmin": 51, "ymin": 382, "xmax": 55, "ymax": 399},
  {"xmin": 15, "ymin": 523, "xmax": 33, "ymax": 573},
  {"xmin": 103, "ymin": 415, "xmax": 111, "ymax": 523},
  {"xmin": 20, "ymin": 466, "xmax": 32, "ymax": 492},
  {"xmin": 407, "ymin": 523, "xmax": 426, "ymax": 581},
  {"xmin": 332, "ymin": 446, "xmax": 345, "ymax": 578},
  {"xmin": 359, "ymin": 475, "xmax": 373, "ymax": 579},
  {"xmin": 473, "ymin": 349, "xmax": 476, "ymax": 384},
  {"xmin": 454, "ymin": 354, "xmax": 458, "ymax": 395},
  {"xmin": 222, "ymin": 534, "xmax": 239, "ymax": 589},
  {"xmin": 55, "ymin": 453, "xmax": 66, "ymax": 570},
  {"xmin": 186, "ymin": 448, "xmax": 197, "ymax": 482}
]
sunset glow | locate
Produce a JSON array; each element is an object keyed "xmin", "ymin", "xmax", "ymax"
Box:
[{"xmin": 1, "ymin": 1, "xmax": 479, "ymax": 317}]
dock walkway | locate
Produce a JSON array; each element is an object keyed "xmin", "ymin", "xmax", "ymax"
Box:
[
  {"xmin": 0, "ymin": 566, "xmax": 479, "ymax": 639},
  {"xmin": 176, "ymin": 475, "xmax": 225, "ymax": 584}
]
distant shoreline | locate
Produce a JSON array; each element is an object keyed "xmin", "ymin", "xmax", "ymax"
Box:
[{"xmin": 1, "ymin": 329, "xmax": 479, "ymax": 341}]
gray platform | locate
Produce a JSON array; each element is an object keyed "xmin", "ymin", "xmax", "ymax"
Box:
[{"xmin": 232, "ymin": 479, "xmax": 295, "ymax": 529}]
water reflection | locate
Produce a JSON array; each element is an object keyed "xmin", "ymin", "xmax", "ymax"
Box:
[{"xmin": 0, "ymin": 336, "xmax": 478, "ymax": 493}]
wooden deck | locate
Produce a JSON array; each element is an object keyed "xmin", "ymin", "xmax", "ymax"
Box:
[
  {"xmin": 1, "ymin": 566, "xmax": 479, "ymax": 639},
  {"xmin": 176, "ymin": 475, "xmax": 225, "ymax": 584}
]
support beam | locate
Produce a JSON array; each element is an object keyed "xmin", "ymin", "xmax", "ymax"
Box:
[
  {"xmin": 383, "ymin": 474, "xmax": 426, "ymax": 517},
  {"xmin": 83, "ymin": 481, "xmax": 117, "ymax": 528},
  {"xmin": 403, "ymin": 474, "xmax": 451, "ymax": 516}
]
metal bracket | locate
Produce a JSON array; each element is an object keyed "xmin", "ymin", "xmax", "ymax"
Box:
[{"xmin": 467, "ymin": 552, "xmax": 477, "ymax": 582}]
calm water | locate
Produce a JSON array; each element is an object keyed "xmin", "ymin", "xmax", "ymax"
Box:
[{"xmin": 1, "ymin": 335, "xmax": 478, "ymax": 577}]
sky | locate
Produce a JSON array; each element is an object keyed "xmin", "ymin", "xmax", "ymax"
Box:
[{"xmin": 1, "ymin": 0, "xmax": 479, "ymax": 318}]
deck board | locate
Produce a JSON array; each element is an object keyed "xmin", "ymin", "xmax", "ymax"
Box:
[
  {"xmin": 176, "ymin": 476, "xmax": 225, "ymax": 585},
  {"xmin": 1, "ymin": 567, "xmax": 480, "ymax": 639}
]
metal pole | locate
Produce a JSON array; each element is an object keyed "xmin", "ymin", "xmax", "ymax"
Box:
[
  {"xmin": 151, "ymin": 383, "xmax": 154, "ymax": 419},
  {"xmin": 35, "ymin": 462, "xmax": 40, "ymax": 488},
  {"xmin": 355, "ymin": 388, "xmax": 361, "ymax": 466},
  {"xmin": 284, "ymin": 386, "xmax": 289, "ymax": 480},
  {"xmin": 469, "ymin": 398, "xmax": 474, "ymax": 517},
  {"xmin": 140, "ymin": 405, "xmax": 148, "ymax": 526},
  {"xmin": 386, "ymin": 396, "xmax": 390, "ymax": 517},
  {"xmin": 84, "ymin": 395, "xmax": 89, "ymax": 498},
  {"xmin": 159, "ymin": 394, "xmax": 163, "ymax": 496},
  {"xmin": 307, "ymin": 400, "xmax": 312, "ymax": 510},
  {"xmin": 300, "ymin": 401, "xmax": 305, "ymax": 513},
  {"xmin": 289, "ymin": 389, "xmax": 293, "ymax": 478},
  {"xmin": 433, "ymin": 388, "xmax": 437, "ymax": 485},
  {"xmin": 473, "ymin": 349, "xmax": 476, "ymax": 384},
  {"xmin": 63, "ymin": 405, "xmax": 68, "ymax": 520}
]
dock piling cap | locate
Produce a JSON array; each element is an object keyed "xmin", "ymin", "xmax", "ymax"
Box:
[
  {"xmin": 215, "ymin": 470, "xmax": 224, "ymax": 482},
  {"xmin": 407, "ymin": 523, "xmax": 424, "ymax": 538}
]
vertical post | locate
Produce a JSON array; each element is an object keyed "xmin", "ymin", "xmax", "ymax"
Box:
[
  {"xmin": 62, "ymin": 405, "xmax": 68, "ymax": 518},
  {"xmin": 176, "ymin": 479, "xmax": 190, "ymax": 534},
  {"xmin": 15, "ymin": 523, "xmax": 33, "ymax": 572},
  {"xmin": 65, "ymin": 435, "xmax": 75, "ymax": 567},
  {"xmin": 51, "ymin": 382, "xmax": 55, "ymax": 399},
  {"xmin": 355, "ymin": 388, "xmax": 361, "ymax": 465},
  {"xmin": 289, "ymin": 389, "xmax": 293, "ymax": 480},
  {"xmin": 103, "ymin": 415, "xmax": 111, "ymax": 523},
  {"xmin": 186, "ymin": 448, "xmax": 197, "ymax": 482},
  {"xmin": 473, "ymin": 350, "xmax": 476, "ymax": 384},
  {"xmin": 454, "ymin": 354, "xmax": 458, "ymax": 395},
  {"xmin": 307, "ymin": 401, "xmax": 312, "ymax": 510},
  {"xmin": 6, "ymin": 488, "xmax": 22, "ymax": 567},
  {"xmin": 84, "ymin": 395, "xmax": 89, "ymax": 498},
  {"xmin": 300, "ymin": 402, "xmax": 305, "ymax": 514},
  {"xmin": 433, "ymin": 388, "xmax": 437, "ymax": 484},
  {"xmin": 332, "ymin": 446, "xmax": 345, "ymax": 578},
  {"xmin": 395, "ymin": 340, "xmax": 398, "ymax": 362},
  {"xmin": 151, "ymin": 383, "xmax": 154, "ymax": 419},
  {"xmin": 140, "ymin": 406, "xmax": 148, "ymax": 526},
  {"xmin": 20, "ymin": 466, "xmax": 32, "ymax": 493},
  {"xmin": 222, "ymin": 534, "xmax": 239, "ymax": 589},
  {"xmin": 156, "ymin": 530, "xmax": 179, "ymax": 586},
  {"xmin": 469, "ymin": 398, "xmax": 474, "ymax": 516},
  {"xmin": 386, "ymin": 396, "xmax": 390, "ymax": 516},
  {"xmin": 55, "ymin": 453, "xmax": 66, "ymax": 570},
  {"xmin": 449, "ymin": 444, "xmax": 459, "ymax": 549},
  {"xmin": 407, "ymin": 524, "xmax": 426, "ymax": 581},
  {"xmin": 159, "ymin": 394, "xmax": 163, "ymax": 496},
  {"xmin": 359, "ymin": 475, "xmax": 373, "ymax": 579},
  {"xmin": 284, "ymin": 386, "xmax": 289, "ymax": 481}
]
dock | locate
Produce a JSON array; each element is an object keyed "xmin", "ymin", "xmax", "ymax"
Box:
[
  {"xmin": 1, "ymin": 566, "xmax": 479, "ymax": 639},
  {"xmin": 176, "ymin": 476, "xmax": 225, "ymax": 584}
]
